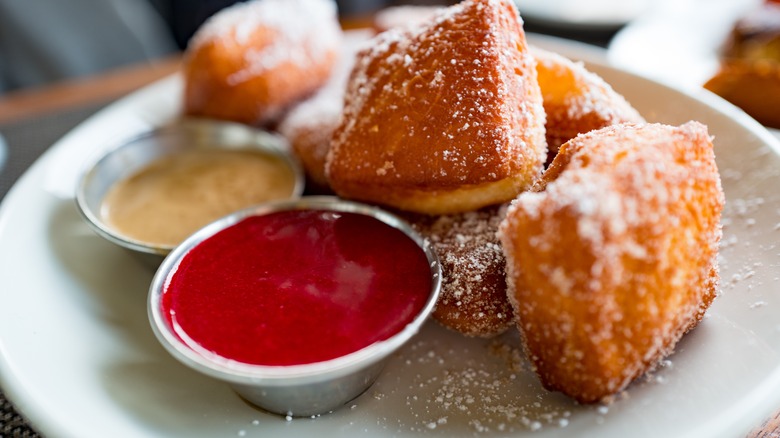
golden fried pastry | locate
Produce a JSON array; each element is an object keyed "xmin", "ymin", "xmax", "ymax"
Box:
[
  {"xmin": 326, "ymin": 0, "xmax": 547, "ymax": 215},
  {"xmin": 531, "ymin": 47, "xmax": 644, "ymax": 164},
  {"xmin": 498, "ymin": 122, "xmax": 724, "ymax": 403},
  {"xmin": 705, "ymin": 60, "xmax": 780, "ymax": 128},
  {"xmin": 276, "ymin": 86, "xmax": 340, "ymax": 192},
  {"xmin": 705, "ymin": 0, "xmax": 780, "ymax": 128},
  {"xmin": 372, "ymin": 5, "xmax": 444, "ymax": 33},
  {"xmin": 402, "ymin": 205, "xmax": 513, "ymax": 338},
  {"xmin": 277, "ymin": 30, "xmax": 372, "ymax": 191},
  {"xmin": 723, "ymin": 0, "xmax": 780, "ymax": 63},
  {"xmin": 183, "ymin": 0, "xmax": 342, "ymax": 126}
]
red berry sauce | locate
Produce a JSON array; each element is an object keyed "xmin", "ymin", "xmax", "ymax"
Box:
[{"xmin": 162, "ymin": 209, "xmax": 432, "ymax": 366}]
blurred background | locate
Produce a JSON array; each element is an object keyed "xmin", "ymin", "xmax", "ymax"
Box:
[
  {"xmin": 0, "ymin": 0, "xmax": 652, "ymax": 94},
  {"xmin": 0, "ymin": 0, "xmax": 771, "ymax": 190},
  {"xmin": 0, "ymin": 0, "xmax": 462, "ymax": 94}
]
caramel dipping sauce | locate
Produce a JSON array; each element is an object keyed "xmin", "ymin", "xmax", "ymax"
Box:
[
  {"xmin": 100, "ymin": 149, "xmax": 298, "ymax": 247},
  {"xmin": 76, "ymin": 119, "xmax": 304, "ymax": 267}
]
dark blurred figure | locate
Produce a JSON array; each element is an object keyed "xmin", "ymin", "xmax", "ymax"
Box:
[
  {"xmin": 147, "ymin": 0, "xmax": 239, "ymax": 50},
  {"xmin": 150, "ymin": 0, "xmax": 456, "ymax": 50}
]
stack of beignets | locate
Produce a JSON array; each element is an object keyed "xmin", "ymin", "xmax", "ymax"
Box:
[
  {"xmin": 317, "ymin": 0, "xmax": 646, "ymax": 339},
  {"xmin": 326, "ymin": 0, "xmax": 547, "ymax": 215},
  {"xmin": 182, "ymin": 0, "xmax": 342, "ymax": 125},
  {"xmin": 498, "ymin": 122, "xmax": 724, "ymax": 403},
  {"xmin": 278, "ymin": 2, "xmax": 644, "ymax": 196},
  {"xmin": 177, "ymin": 0, "xmax": 727, "ymax": 405}
]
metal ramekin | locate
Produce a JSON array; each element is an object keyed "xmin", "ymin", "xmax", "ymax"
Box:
[
  {"xmin": 75, "ymin": 118, "xmax": 305, "ymax": 268},
  {"xmin": 148, "ymin": 196, "xmax": 442, "ymax": 417}
]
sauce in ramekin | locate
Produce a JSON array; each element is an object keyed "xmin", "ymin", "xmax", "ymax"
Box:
[
  {"xmin": 161, "ymin": 209, "xmax": 432, "ymax": 366},
  {"xmin": 101, "ymin": 149, "xmax": 297, "ymax": 247}
]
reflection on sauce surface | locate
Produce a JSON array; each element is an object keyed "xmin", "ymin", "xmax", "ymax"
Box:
[
  {"xmin": 101, "ymin": 149, "xmax": 296, "ymax": 247},
  {"xmin": 162, "ymin": 210, "xmax": 433, "ymax": 366}
]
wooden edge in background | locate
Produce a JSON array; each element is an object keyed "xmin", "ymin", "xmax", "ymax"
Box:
[
  {"xmin": 0, "ymin": 55, "xmax": 182, "ymax": 126},
  {"xmin": 0, "ymin": 19, "xmax": 375, "ymax": 127},
  {"xmin": 748, "ymin": 409, "xmax": 780, "ymax": 438}
]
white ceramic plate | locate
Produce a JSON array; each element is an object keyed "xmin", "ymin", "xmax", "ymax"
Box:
[
  {"xmin": 2, "ymin": 36, "xmax": 780, "ymax": 438},
  {"xmin": 607, "ymin": 0, "xmax": 762, "ymax": 90}
]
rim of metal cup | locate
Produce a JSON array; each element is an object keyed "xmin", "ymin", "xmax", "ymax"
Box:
[
  {"xmin": 74, "ymin": 118, "xmax": 305, "ymax": 257},
  {"xmin": 148, "ymin": 196, "xmax": 442, "ymax": 386}
]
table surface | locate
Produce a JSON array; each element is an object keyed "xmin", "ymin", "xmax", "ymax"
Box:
[{"xmin": 0, "ymin": 21, "xmax": 779, "ymax": 438}]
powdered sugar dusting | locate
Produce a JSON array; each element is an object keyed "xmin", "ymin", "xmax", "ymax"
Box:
[
  {"xmin": 369, "ymin": 327, "xmax": 582, "ymax": 434},
  {"xmin": 405, "ymin": 205, "xmax": 513, "ymax": 337},
  {"xmin": 514, "ymin": 123, "xmax": 722, "ymax": 290},
  {"xmin": 534, "ymin": 48, "xmax": 641, "ymax": 125},
  {"xmin": 717, "ymin": 191, "xmax": 776, "ymax": 302},
  {"xmin": 327, "ymin": 0, "xmax": 546, "ymax": 211},
  {"xmin": 278, "ymin": 30, "xmax": 372, "ymax": 187},
  {"xmin": 531, "ymin": 46, "xmax": 644, "ymax": 162},
  {"xmin": 498, "ymin": 122, "xmax": 724, "ymax": 403}
]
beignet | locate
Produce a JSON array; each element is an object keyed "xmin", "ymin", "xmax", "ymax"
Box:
[
  {"xmin": 403, "ymin": 205, "xmax": 513, "ymax": 337},
  {"xmin": 532, "ymin": 47, "xmax": 644, "ymax": 165},
  {"xmin": 183, "ymin": 0, "xmax": 342, "ymax": 125},
  {"xmin": 277, "ymin": 30, "xmax": 372, "ymax": 191},
  {"xmin": 326, "ymin": 0, "xmax": 547, "ymax": 215},
  {"xmin": 499, "ymin": 122, "xmax": 724, "ymax": 403}
]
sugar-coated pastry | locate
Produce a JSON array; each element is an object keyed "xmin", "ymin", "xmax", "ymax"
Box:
[
  {"xmin": 704, "ymin": 1, "xmax": 780, "ymax": 128},
  {"xmin": 372, "ymin": 5, "xmax": 444, "ymax": 33},
  {"xmin": 722, "ymin": 0, "xmax": 780, "ymax": 63},
  {"xmin": 498, "ymin": 122, "xmax": 724, "ymax": 403},
  {"xmin": 183, "ymin": 0, "xmax": 342, "ymax": 125},
  {"xmin": 277, "ymin": 30, "xmax": 372, "ymax": 191},
  {"xmin": 275, "ymin": 84, "xmax": 340, "ymax": 191},
  {"xmin": 327, "ymin": 0, "xmax": 547, "ymax": 215},
  {"xmin": 531, "ymin": 47, "xmax": 644, "ymax": 164},
  {"xmin": 704, "ymin": 59, "xmax": 780, "ymax": 128},
  {"xmin": 403, "ymin": 205, "xmax": 513, "ymax": 338}
]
